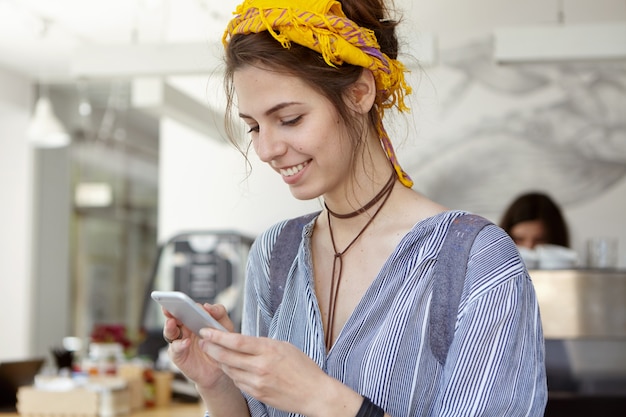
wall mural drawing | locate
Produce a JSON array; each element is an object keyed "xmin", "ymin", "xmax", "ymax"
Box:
[{"xmin": 402, "ymin": 38, "xmax": 626, "ymax": 215}]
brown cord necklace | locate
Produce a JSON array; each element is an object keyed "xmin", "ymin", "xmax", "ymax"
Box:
[{"xmin": 323, "ymin": 171, "xmax": 396, "ymax": 349}]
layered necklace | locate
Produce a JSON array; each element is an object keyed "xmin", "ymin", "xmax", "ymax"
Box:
[{"xmin": 323, "ymin": 171, "xmax": 396, "ymax": 349}]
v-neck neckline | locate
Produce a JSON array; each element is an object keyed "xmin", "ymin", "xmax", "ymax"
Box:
[{"xmin": 301, "ymin": 209, "xmax": 467, "ymax": 356}]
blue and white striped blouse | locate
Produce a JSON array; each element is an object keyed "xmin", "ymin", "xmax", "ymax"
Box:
[{"xmin": 241, "ymin": 210, "xmax": 547, "ymax": 416}]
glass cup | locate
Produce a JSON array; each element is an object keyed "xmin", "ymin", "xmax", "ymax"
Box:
[{"xmin": 586, "ymin": 237, "xmax": 618, "ymax": 269}]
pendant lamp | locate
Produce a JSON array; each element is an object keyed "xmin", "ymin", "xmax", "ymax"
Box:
[{"xmin": 27, "ymin": 94, "xmax": 71, "ymax": 148}]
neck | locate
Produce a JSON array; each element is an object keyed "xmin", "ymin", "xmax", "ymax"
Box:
[
  {"xmin": 323, "ymin": 170, "xmax": 396, "ymax": 349},
  {"xmin": 324, "ymin": 170, "xmax": 396, "ymax": 219}
]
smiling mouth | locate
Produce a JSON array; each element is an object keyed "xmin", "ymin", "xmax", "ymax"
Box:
[{"xmin": 279, "ymin": 161, "xmax": 309, "ymax": 177}]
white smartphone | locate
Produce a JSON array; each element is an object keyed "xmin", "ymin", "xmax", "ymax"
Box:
[{"xmin": 151, "ymin": 290, "xmax": 228, "ymax": 334}]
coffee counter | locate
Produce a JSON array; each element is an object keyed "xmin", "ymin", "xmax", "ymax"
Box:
[
  {"xmin": 530, "ymin": 268, "xmax": 626, "ymax": 339},
  {"xmin": 531, "ymin": 268, "xmax": 626, "ymax": 416},
  {"xmin": 530, "ymin": 268, "xmax": 626, "ymax": 390}
]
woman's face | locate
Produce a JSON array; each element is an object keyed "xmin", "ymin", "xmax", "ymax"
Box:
[
  {"xmin": 510, "ymin": 219, "xmax": 547, "ymax": 249},
  {"xmin": 234, "ymin": 65, "xmax": 354, "ymax": 201}
]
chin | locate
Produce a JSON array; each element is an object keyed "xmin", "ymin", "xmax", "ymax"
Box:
[{"xmin": 288, "ymin": 185, "xmax": 321, "ymax": 201}]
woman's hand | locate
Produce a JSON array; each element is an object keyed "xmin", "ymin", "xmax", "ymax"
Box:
[
  {"xmin": 197, "ymin": 329, "xmax": 361, "ymax": 417},
  {"xmin": 162, "ymin": 303, "xmax": 234, "ymax": 389}
]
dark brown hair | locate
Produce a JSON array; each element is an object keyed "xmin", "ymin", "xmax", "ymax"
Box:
[
  {"xmin": 499, "ymin": 192, "xmax": 570, "ymax": 247},
  {"xmin": 222, "ymin": 0, "xmax": 401, "ymax": 168}
]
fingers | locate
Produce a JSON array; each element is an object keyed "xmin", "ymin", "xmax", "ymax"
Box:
[
  {"xmin": 163, "ymin": 325, "xmax": 182, "ymax": 343},
  {"xmin": 199, "ymin": 330, "xmax": 247, "ymax": 367},
  {"xmin": 200, "ymin": 328, "xmax": 257, "ymax": 353},
  {"xmin": 197, "ymin": 332, "xmax": 269, "ymax": 396},
  {"xmin": 168, "ymin": 335, "xmax": 191, "ymax": 354},
  {"xmin": 204, "ymin": 303, "xmax": 227, "ymax": 319},
  {"xmin": 196, "ymin": 333, "xmax": 325, "ymax": 414},
  {"xmin": 198, "ymin": 330, "xmax": 281, "ymax": 376},
  {"xmin": 202, "ymin": 303, "xmax": 235, "ymax": 332},
  {"xmin": 164, "ymin": 317, "xmax": 185, "ymax": 343}
]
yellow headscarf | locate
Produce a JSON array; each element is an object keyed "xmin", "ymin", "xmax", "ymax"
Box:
[{"xmin": 223, "ymin": 0, "xmax": 413, "ymax": 187}]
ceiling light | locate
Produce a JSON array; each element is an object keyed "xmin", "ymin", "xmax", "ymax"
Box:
[
  {"xmin": 74, "ymin": 182, "xmax": 113, "ymax": 207},
  {"xmin": 494, "ymin": 23, "xmax": 626, "ymax": 63},
  {"xmin": 27, "ymin": 95, "xmax": 71, "ymax": 148}
]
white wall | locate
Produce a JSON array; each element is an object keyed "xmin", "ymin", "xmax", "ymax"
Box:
[
  {"xmin": 0, "ymin": 67, "xmax": 35, "ymax": 360},
  {"xmin": 408, "ymin": 0, "xmax": 626, "ymax": 268},
  {"xmin": 566, "ymin": 177, "xmax": 626, "ymax": 268},
  {"xmin": 407, "ymin": 0, "xmax": 626, "ymax": 49},
  {"xmin": 158, "ymin": 118, "xmax": 320, "ymax": 242}
]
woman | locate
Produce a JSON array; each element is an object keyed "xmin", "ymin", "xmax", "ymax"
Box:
[
  {"xmin": 162, "ymin": 1, "xmax": 547, "ymax": 416},
  {"xmin": 500, "ymin": 192, "xmax": 570, "ymax": 249}
]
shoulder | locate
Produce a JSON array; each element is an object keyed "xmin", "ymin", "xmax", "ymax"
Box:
[
  {"xmin": 423, "ymin": 211, "xmax": 527, "ymax": 292},
  {"xmin": 249, "ymin": 218, "xmax": 290, "ymax": 263},
  {"xmin": 433, "ymin": 210, "xmax": 519, "ymax": 264},
  {"xmin": 429, "ymin": 212, "xmax": 531, "ymax": 313},
  {"xmin": 249, "ymin": 211, "xmax": 321, "ymax": 262},
  {"xmin": 464, "ymin": 220, "xmax": 529, "ymax": 299},
  {"xmin": 471, "ymin": 222, "xmax": 525, "ymax": 274}
]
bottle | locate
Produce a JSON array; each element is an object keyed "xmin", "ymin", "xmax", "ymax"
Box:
[{"xmin": 143, "ymin": 367, "xmax": 156, "ymax": 408}]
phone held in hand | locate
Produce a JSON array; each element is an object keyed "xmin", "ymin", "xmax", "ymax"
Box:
[{"xmin": 151, "ymin": 290, "xmax": 228, "ymax": 334}]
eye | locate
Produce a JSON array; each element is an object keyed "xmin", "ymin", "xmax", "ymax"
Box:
[
  {"xmin": 247, "ymin": 124, "xmax": 259, "ymax": 134},
  {"xmin": 281, "ymin": 115, "xmax": 302, "ymax": 126}
]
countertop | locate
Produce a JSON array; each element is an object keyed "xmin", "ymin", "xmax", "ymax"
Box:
[{"xmin": 1, "ymin": 401, "xmax": 204, "ymax": 417}]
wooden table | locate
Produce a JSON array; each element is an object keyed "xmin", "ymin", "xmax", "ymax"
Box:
[
  {"xmin": 0, "ymin": 402, "xmax": 205, "ymax": 417},
  {"xmin": 126, "ymin": 403, "xmax": 204, "ymax": 417}
]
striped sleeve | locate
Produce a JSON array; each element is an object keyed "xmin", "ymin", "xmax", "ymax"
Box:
[
  {"xmin": 433, "ymin": 225, "xmax": 547, "ymax": 416},
  {"xmin": 240, "ymin": 220, "xmax": 287, "ymax": 417},
  {"xmin": 242, "ymin": 219, "xmax": 288, "ymax": 338}
]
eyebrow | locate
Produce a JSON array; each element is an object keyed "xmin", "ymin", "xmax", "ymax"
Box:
[{"xmin": 239, "ymin": 102, "xmax": 302, "ymax": 119}]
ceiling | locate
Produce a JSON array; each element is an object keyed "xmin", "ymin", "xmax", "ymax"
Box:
[
  {"xmin": 0, "ymin": 0, "xmax": 246, "ymax": 143},
  {"xmin": 0, "ymin": 0, "xmax": 433, "ymax": 143},
  {"xmin": 4, "ymin": 0, "xmax": 624, "ymax": 146},
  {"xmin": 2, "ymin": 0, "xmax": 626, "ymax": 83},
  {"xmin": 0, "ymin": 0, "xmax": 240, "ymax": 81}
]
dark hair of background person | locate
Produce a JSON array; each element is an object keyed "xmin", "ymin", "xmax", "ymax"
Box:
[{"xmin": 499, "ymin": 192, "xmax": 570, "ymax": 248}]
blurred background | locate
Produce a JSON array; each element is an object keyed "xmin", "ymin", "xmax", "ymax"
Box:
[{"xmin": 0, "ymin": 1, "xmax": 625, "ymax": 413}]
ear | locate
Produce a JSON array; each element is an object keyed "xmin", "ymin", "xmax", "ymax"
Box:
[{"xmin": 346, "ymin": 69, "xmax": 376, "ymax": 114}]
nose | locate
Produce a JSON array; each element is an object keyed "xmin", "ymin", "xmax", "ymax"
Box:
[{"xmin": 253, "ymin": 126, "xmax": 287, "ymax": 163}]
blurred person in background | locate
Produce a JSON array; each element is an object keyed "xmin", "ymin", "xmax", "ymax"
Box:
[{"xmin": 500, "ymin": 192, "xmax": 570, "ymax": 250}]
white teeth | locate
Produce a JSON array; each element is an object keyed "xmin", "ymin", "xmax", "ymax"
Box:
[{"xmin": 280, "ymin": 162, "xmax": 307, "ymax": 177}]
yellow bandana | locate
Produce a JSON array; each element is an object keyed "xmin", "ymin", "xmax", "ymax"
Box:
[{"xmin": 223, "ymin": 0, "xmax": 413, "ymax": 187}]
